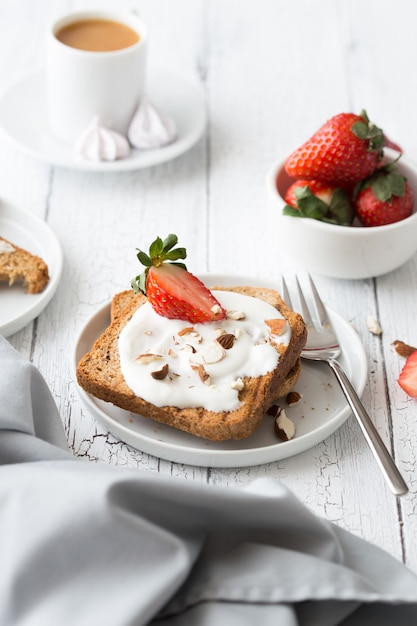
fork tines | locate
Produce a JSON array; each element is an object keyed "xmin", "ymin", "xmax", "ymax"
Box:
[{"xmin": 281, "ymin": 274, "xmax": 329, "ymax": 329}]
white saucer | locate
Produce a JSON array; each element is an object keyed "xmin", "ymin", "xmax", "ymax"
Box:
[
  {"xmin": 0, "ymin": 67, "xmax": 206, "ymax": 172},
  {"xmin": 73, "ymin": 274, "xmax": 368, "ymax": 468},
  {"xmin": 0, "ymin": 200, "xmax": 63, "ymax": 337}
]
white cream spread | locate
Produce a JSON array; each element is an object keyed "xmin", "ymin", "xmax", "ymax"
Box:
[
  {"xmin": 0, "ymin": 240, "xmax": 15, "ymax": 254},
  {"xmin": 128, "ymin": 97, "xmax": 177, "ymax": 149},
  {"xmin": 118, "ymin": 290, "xmax": 291, "ymax": 412},
  {"xmin": 75, "ymin": 116, "xmax": 130, "ymax": 161}
]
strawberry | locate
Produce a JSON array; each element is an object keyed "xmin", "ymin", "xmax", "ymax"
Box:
[
  {"xmin": 285, "ymin": 110, "xmax": 386, "ymax": 185},
  {"xmin": 353, "ymin": 161, "xmax": 414, "ymax": 226},
  {"xmin": 284, "ymin": 179, "xmax": 335, "ymax": 207},
  {"xmin": 283, "ymin": 179, "xmax": 354, "ymax": 226},
  {"xmin": 398, "ymin": 350, "xmax": 417, "ymax": 398},
  {"xmin": 131, "ymin": 234, "xmax": 226, "ymax": 323}
]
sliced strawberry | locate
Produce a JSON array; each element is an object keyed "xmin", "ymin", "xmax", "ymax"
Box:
[
  {"xmin": 146, "ymin": 263, "xmax": 225, "ymax": 323},
  {"xmin": 353, "ymin": 161, "xmax": 414, "ymax": 226},
  {"xmin": 285, "ymin": 110, "xmax": 385, "ymax": 186},
  {"xmin": 131, "ymin": 234, "xmax": 226, "ymax": 323},
  {"xmin": 398, "ymin": 351, "xmax": 417, "ymax": 398},
  {"xmin": 283, "ymin": 179, "xmax": 354, "ymax": 226},
  {"xmin": 284, "ymin": 179, "xmax": 335, "ymax": 207}
]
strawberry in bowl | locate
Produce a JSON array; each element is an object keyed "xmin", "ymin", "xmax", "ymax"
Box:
[
  {"xmin": 284, "ymin": 109, "xmax": 414, "ymax": 227},
  {"xmin": 283, "ymin": 179, "xmax": 354, "ymax": 226},
  {"xmin": 267, "ymin": 109, "xmax": 417, "ymax": 279},
  {"xmin": 353, "ymin": 162, "xmax": 414, "ymax": 227},
  {"xmin": 285, "ymin": 111, "xmax": 386, "ymax": 187}
]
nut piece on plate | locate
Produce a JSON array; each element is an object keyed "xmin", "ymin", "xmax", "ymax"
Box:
[
  {"xmin": 286, "ymin": 391, "xmax": 302, "ymax": 407},
  {"xmin": 274, "ymin": 408, "xmax": 296, "ymax": 441},
  {"xmin": 267, "ymin": 404, "xmax": 296, "ymax": 441}
]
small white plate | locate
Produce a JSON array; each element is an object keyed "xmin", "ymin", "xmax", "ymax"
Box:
[
  {"xmin": 0, "ymin": 67, "xmax": 206, "ymax": 172},
  {"xmin": 0, "ymin": 200, "xmax": 63, "ymax": 337},
  {"xmin": 73, "ymin": 275, "xmax": 368, "ymax": 468}
]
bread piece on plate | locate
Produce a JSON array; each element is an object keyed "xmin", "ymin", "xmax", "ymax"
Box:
[
  {"xmin": 76, "ymin": 286, "xmax": 307, "ymax": 441},
  {"xmin": 0, "ymin": 236, "xmax": 49, "ymax": 294}
]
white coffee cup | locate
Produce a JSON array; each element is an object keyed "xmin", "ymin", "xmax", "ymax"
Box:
[{"xmin": 46, "ymin": 10, "xmax": 147, "ymax": 144}]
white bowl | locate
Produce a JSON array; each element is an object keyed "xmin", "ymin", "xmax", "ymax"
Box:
[{"xmin": 266, "ymin": 152, "xmax": 417, "ymax": 279}]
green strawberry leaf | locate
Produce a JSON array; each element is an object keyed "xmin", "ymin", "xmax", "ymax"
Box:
[
  {"xmin": 328, "ymin": 188, "xmax": 354, "ymax": 225},
  {"xmin": 136, "ymin": 250, "xmax": 152, "ymax": 266},
  {"xmin": 353, "ymin": 157, "xmax": 407, "ymax": 203},
  {"xmin": 149, "ymin": 236, "xmax": 164, "ymax": 259},
  {"xmin": 168, "ymin": 261, "xmax": 187, "ymax": 270},
  {"xmin": 162, "ymin": 233, "xmax": 178, "ymax": 252},
  {"xmin": 352, "ymin": 121, "xmax": 369, "ymax": 139},
  {"xmin": 164, "ymin": 248, "xmax": 187, "ymax": 261},
  {"xmin": 293, "ymin": 186, "xmax": 329, "ymax": 219},
  {"xmin": 372, "ymin": 172, "xmax": 406, "ymax": 201},
  {"xmin": 131, "ymin": 273, "xmax": 147, "ymax": 294},
  {"xmin": 283, "ymin": 186, "xmax": 353, "ymax": 226},
  {"xmin": 352, "ymin": 109, "xmax": 384, "ymax": 153},
  {"xmin": 283, "ymin": 205, "xmax": 303, "ymax": 218},
  {"xmin": 386, "ymin": 172, "xmax": 405, "ymax": 197},
  {"xmin": 372, "ymin": 176, "xmax": 391, "ymax": 202},
  {"xmin": 132, "ymin": 234, "xmax": 188, "ymax": 296},
  {"xmin": 367, "ymin": 123, "xmax": 385, "ymax": 151}
]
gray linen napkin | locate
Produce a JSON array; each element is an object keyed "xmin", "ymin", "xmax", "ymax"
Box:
[{"xmin": 1, "ymin": 334, "xmax": 417, "ymax": 626}]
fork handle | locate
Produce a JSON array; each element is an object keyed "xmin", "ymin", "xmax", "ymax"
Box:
[{"xmin": 328, "ymin": 358, "xmax": 408, "ymax": 497}]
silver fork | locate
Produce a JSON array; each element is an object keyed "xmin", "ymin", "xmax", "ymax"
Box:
[{"xmin": 282, "ymin": 275, "xmax": 408, "ymax": 497}]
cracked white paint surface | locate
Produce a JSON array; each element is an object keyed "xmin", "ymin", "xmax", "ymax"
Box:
[{"xmin": 3, "ymin": 0, "xmax": 417, "ymax": 577}]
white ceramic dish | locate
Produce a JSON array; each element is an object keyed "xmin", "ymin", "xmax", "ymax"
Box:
[
  {"xmin": 0, "ymin": 67, "xmax": 206, "ymax": 172},
  {"xmin": 266, "ymin": 151, "xmax": 417, "ymax": 280},
  {"xmin": 73, "ymin": 274, "xmax": 367, "ymax": 468},
  {"xmin": 0, "ymin": 200, "xmax": 63, "ymax": 337}
]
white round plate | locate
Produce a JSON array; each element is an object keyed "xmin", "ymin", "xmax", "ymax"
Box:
[
  {"xmin": 0, "ymin": 200, "xmax": 63, "ymax": 337},
  {"xmin": 0, "ymin": 67, "xmax": 206, "ymax": 172},
  {"xmin": 73, "ymin": 274, "xmax": 367, "ymax": 468}
]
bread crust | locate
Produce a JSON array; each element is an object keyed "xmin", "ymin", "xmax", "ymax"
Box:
[
  {"xmin": 76, "ymin": 286, "xmax": 307, "ymax": 441},
  {"xmin": 0, "ymin": 236, "xmax": 49, "ymax": 294}
]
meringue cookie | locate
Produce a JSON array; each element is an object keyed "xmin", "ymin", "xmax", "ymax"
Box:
[
  {"xmin": 128, "ymin": 97, "xmax": 177, "ymax": 149},
  {"xmin": 75, "ymin": 116, "xmax": 130, "ymax": 162}
]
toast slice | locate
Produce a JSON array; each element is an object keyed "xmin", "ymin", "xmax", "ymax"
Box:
[
  {"xmin": 0, "ymin": 236, "xmax": 49, "ymax": 294},
  {"xmin": 76, "ymin": 286, "xmax": 307, "ymax": 441}
]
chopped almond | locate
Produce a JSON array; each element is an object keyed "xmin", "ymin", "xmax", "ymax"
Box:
[
  {"xmin": 177, "ymin": 326, "xmax": 195, "ymax": 336},
  {"xmin": 151, "ymin": 363, "xmax": 169, "ymax": 380},
  {"xmin": 274, "ymin": 408, "xmax": 296, "ymax": 441},
  {"xmin": 136, "ymin": 353, "xmax": 163, "ymax": 364},
  {"xmin": 286, "ymin": 391, "xmax": 302, "ymax": 406},
  {"xmin": 266, "ymin": 318, "xmax": 286, "ymax": 336},
  {"xmin": 216, "ymin": 333, "xmax": 236, "ymax": 349},
  {"xmin": 197, "ymin": 364, "xmax": 210, "ymax": 385},
  {"xmin": 393, "ymin": 340, "xmax": 417, "ymax": 358}
]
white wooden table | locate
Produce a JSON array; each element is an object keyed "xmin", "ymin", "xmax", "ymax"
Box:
[{"xmin": 1, "ymin": 0, "xmax": 417, "ymax": 576}]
